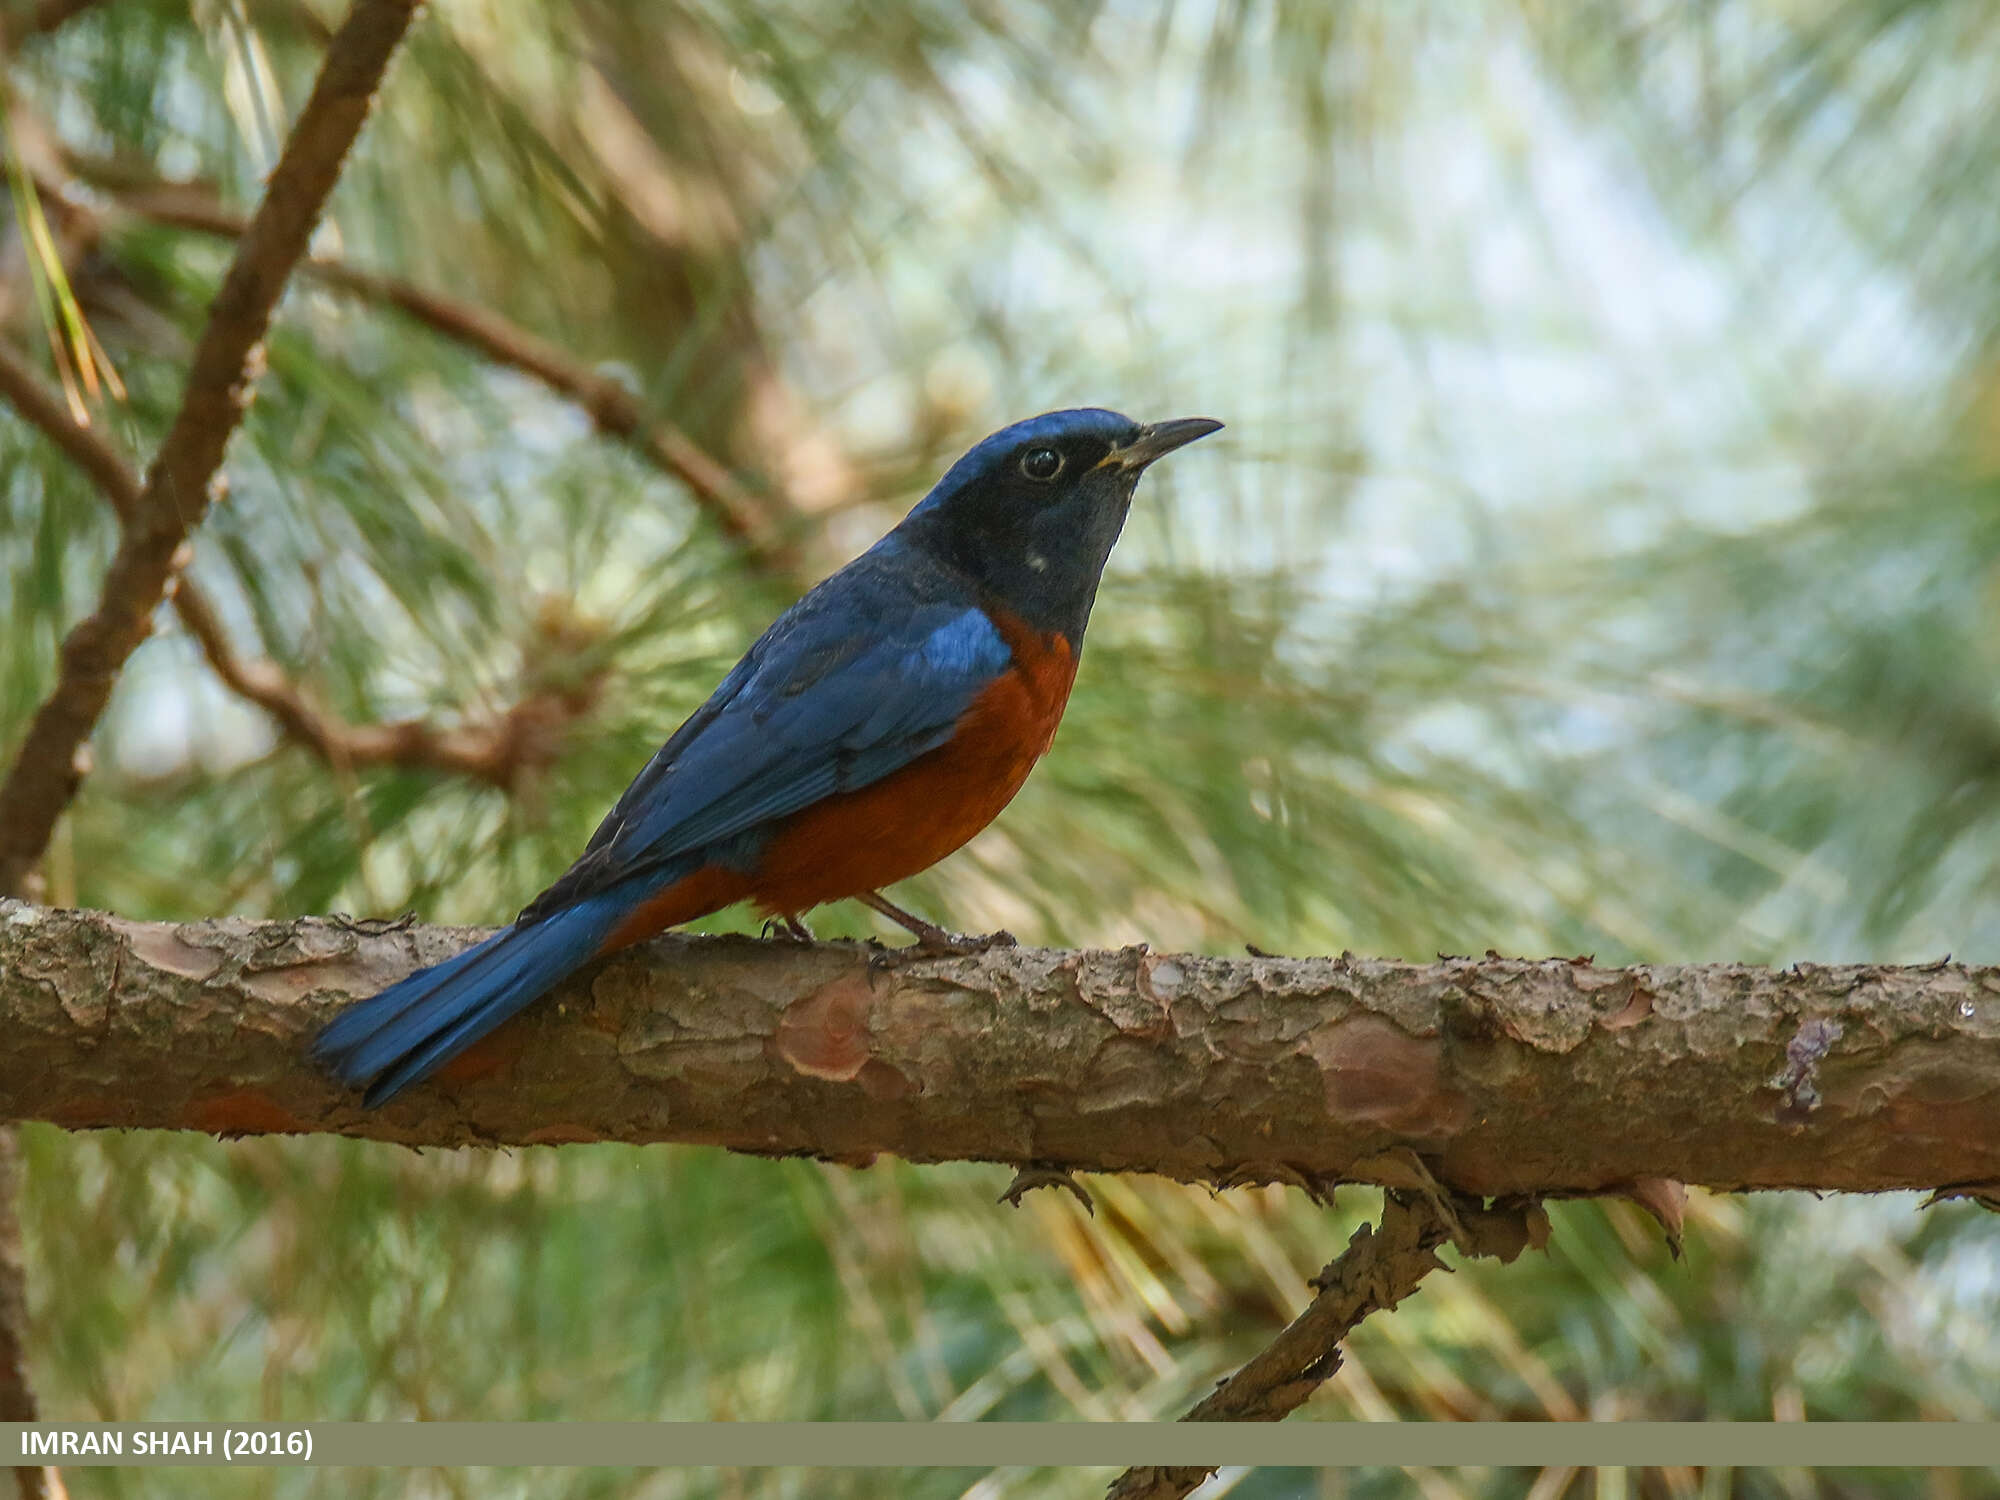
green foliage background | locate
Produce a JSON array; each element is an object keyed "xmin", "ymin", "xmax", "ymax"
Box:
[{"xmin": 3, "ymin": 1, "xmax": 1998, "ymax": 1496}]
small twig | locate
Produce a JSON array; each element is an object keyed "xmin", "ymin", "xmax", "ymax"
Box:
[
  {"xmin": 0, "ymin": 337, "xmax": 138, "ymax": 512},
  {"xmin": 78, "ymin": 169, "xmax": 807, "ymax": 579},
  {"xmin": 167, "ymin": 579, "xmax": 593, "ymax": 788},
  {"xmin": 0, "ymin": 338, "xmax": 587, "ymax": 790},
  {"xmin": 1106, "ymin": 1186, "xmax": 1542, "ymax": 1500},
  {"xmin": 0, "ymin": 0, "xmax": 423, "ymax": 897}
]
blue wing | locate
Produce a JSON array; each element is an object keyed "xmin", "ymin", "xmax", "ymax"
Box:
[{"xmin": 518, "ymin": 542, "xmax": 1015, "ymax": 922}]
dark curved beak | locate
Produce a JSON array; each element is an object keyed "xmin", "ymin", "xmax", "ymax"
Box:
[{"xmin": 1104, "ymin": 416, "xmax": 1224, "ymax": 471}]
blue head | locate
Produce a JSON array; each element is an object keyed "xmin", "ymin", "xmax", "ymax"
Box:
[{"xmin": 894, "ymin": 408, "xmax": 1221, "ymax": 643}]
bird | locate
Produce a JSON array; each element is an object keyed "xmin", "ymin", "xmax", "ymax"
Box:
[{"xmin": 313, "ymin": 407, "xmax": 1221, "ymax": 1105}]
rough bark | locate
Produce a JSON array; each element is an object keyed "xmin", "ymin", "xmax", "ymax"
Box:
[{"xmin": 1, "ymin": 900, "xmax": 1997, "ymax": 1200}]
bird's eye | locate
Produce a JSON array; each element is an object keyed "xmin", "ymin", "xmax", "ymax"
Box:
[{"xmin": 1019, "ymin": 447, "xmax": 1064, "ymax": 482}]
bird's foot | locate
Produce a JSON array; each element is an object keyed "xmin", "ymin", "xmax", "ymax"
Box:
[
  {"xmin": 915, "ymin": 924, "xmax": 1017, "ymax": 956},
  {"xmin": 999, "ymin": 1164, "xmax": 1093, "ymax": 1215},
  {"xmin": 761, "ymin": 914, "xmax": 815, "ymax": 943}
]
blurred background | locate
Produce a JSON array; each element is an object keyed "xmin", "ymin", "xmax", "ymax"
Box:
[{"xmin": 3, "ymin": 0, "xmax": 1999, "ymax": 1496}]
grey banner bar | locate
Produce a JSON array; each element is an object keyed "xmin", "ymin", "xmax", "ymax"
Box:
[{"xmin": 3, "ymin": 1423, "xmax": 1997, "ymax": 1468}]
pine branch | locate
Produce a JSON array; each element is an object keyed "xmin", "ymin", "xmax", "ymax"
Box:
[
  {"xmin": 0, "ymin": 0, "xmax": 424, "ymax": 898},
  {"xmin": 71, "ymin": 169, "xmax": 810, "ymax": 580},
  {"xmin": 3, "ymin": 900, "xmax": 1997, "ymax": 1209},
  {"xmin": 0, "ymin": 338, "xmax": 596, "ymax": 789}
]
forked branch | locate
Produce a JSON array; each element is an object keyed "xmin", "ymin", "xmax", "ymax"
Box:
[{"xmin": 0, "ymin": 338, "xmax": 597, "ymax": 790}]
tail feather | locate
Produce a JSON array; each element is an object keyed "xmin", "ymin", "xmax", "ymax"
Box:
[
  {"xmin": 313, "ymin": 895, "xmax": 629, "ymax": 1106},
  {"xmin": 315, "ymin": 935, "xmax": 518, "ymax": 1079}
]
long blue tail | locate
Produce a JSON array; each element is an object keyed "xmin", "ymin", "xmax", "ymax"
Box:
[{"xmin": 313, "ymin": 894, "xmax": 631, "ymax": 1107}]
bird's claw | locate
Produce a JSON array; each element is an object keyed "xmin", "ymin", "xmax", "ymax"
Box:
[
  {"xmin": 998, "ymin": 1164, "xmax": 1093, "ymax": 1214},
  {"xmin": 761, "ymin": 915, "xmax": 815, "ymax": 943},
  {"xmin": 870, "ymin": 925, "xmax": 1010, "ymax": 968},
  {"xmin": 915, "ymin": 925, "xmax": 1017, "ymax": 956}
]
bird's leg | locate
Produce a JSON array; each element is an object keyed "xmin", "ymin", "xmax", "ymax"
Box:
[
  {"xmin": 855, "ymin": 890, "xmax": 1016, "ymax": 955},
  {"xmin": 855, "ymin": 890, "xmax": 949, "ymax": 944},
  {"xmin": 761, "ymin": 913, "xmax": 815, "ymax": 943}
]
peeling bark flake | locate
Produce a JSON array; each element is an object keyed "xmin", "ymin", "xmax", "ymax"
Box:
[
  {"xmin": 1308, "ymin": 1014, "xmax": 1472, "ymax": 1137},
  {"xmin": 774, "ymin": 971, "xmax": 876, "ymax": 1082},
  {"xmin": 115, "ymin": 919, "xmax": 224, "ymax": 982}
]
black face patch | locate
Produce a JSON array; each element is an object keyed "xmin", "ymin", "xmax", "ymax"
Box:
[{"xmin": 891, "ymin": 408, "xmax": 1211, "ymax": 644}]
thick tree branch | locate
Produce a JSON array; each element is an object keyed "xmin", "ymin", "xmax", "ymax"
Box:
[
  {"xmin": 3, "ymin": 900, "xmax": 1998, "ymax": 1204},
  {"xmin": 64, "ymin": 168, "xmax": 809, "ymax": 578},
  {"xmin": 0, "ymin": 338, "xmax": 596, "ymax": 789},
  {"xmin": 0, "ymin": 0, "xmax": 422, "ymax": 896}
]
